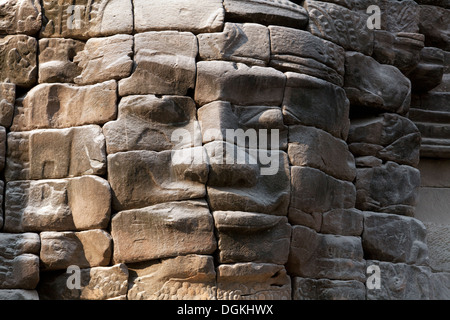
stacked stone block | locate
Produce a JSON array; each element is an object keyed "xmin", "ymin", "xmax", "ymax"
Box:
[{"xmin": 0, "ymin": 0, "xmax": 449, "ymax": 300}]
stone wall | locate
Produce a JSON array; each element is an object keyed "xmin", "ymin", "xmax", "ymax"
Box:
[{"xmin": 0, "ymin": 0, "xmax": 449, "ymax": 300}]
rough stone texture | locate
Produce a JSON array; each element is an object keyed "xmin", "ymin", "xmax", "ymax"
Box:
[
  {"xmin": 5, "ymin": 125, "xmax": 107, "ymax": 181},
  {"xmin": 38, "ymin": 264, "xmax": 129, "ymax": 300},
  {"xmin": 217, "ymin": 263, "xmax": 291, "ymax": 300},
  {"xmin": 0, "ymin": 83, "xmax": 15, "ymax": 127},
  {"xmin": 38, "ymin": 38, "xmax": 85, "ymax": 83},
  {"xmin": 293, "ymin": 277, "xmax": 365, "ymax": 300},
  {"xmin": 127, "ymin": 255, "xmax": 216, "ymax": 300},
  {"xmin": 4, "ymin": 175, "xmax": 111, "ymax": 232},
  {"xmin": 423, "ymin": 222, "xmax": 450, "ymax": 272},
  {"xmin": 0, "ymin": 289, "xmax": 39, "ymax": 300},
  {"xmin": 214, "ymin": 211, "xmax": 291, "ymax": 264},
  {"xmin": 0, "ymin": 233, "xmax": 40, "ymax": 289},
  {"xmin": 119, "ymin": 31, "xmax": 198, "ymax": 97},
  {"xmin": 111, "ymin": 200, "xmax": 216, "ymax": 264},
  {"xmin": 418, "ymin": 5, "xmax": 450, "ymax": 51},
  {"xmin": 12, "ymin": 81, "xmax": 118, "ymax": 131},
  {"xmin": 104, "ymin": 95, "xmax": 200, "ymax": 154},
  {"xmin": 0, "ymin": 0, "xmax": 42, "ymax": 35}
]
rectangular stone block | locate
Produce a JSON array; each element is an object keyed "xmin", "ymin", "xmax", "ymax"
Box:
[
  {"xmin": 0, "ymin": 233, "xmax": 40, "ymax": 289},
  {"xmin": 205, "ymin": 141, "xmax": 290, "ymax": 216},
  {"xmin": 40, "ymin": 230, "xmax": 112, "ymax": 271},
  {"xmin": 223, "ymin": 0, "xmax": 308, "ymax": 29},
  {"xmin": 103, "ymin": 95, "xmax": 201, "ymax": 154},
  {"xmin": 4, "ymin": 175, "xmax": 111, "ymax": 233},
  {"xmin": 363, "ymin": 211, "xmax": 429, "ymax": 265},
  {"xmin": 111, "ymin": 200, "xmax": 216, "ymax": 264},
  {"xmin": 269, "ymin": 26, "xmax": 345, "ymax": 86},
  {"xmin": 198, "ymin": 101, "xmax": 287, "ymax": 150},
  {"xmin": 73, "ymin": 34, "xmax": 133, "ymax": 85},
  {"xmin": 12, "ymin": 81, "xmax": 117, "ymax": 131},
  {"xmin": 108, "ymin": 149, "xmax": 208, "ymax": 211},
  {"xmin": 5, "ymin": 125, "xmax": 107, "ymax": 181},
  {"xmin": 213, "ymin": 211, "xmax": 291, "ymax": 264},
  {"xmin": 288, "ymin": 125, "xmax": 356, "ymax": 182},
  {"xmin": 0, "ymin": 83, "xmax": 15, "ymax": 128},
  {"xmin": 287, "ymin": 225, "xmax": 366, "ymax": 281},
  {"xmin": 293, "ymin": 277, "xmax": 365, "ymax": 300},
  {"xmin": 416, "ymin": 187, "xmax": 450, "ymax": 225},
  {"xmin": 198, "ymin": 22, "xmax": 270, "ymax": 66},
  {"xmin": 38, "ymin": 264, "xmax": 128, "ymax": 300},
  {"xmin": 38, "ymin": 38, "xmax": 85, "ymax": 83},
  {"xmin": 217, "ymin": 263, "xmax": 291, "ymax": 300},
  {"xmin": 355, "ymin": 162, "xmax": 420, "ymax": 216},
  {"xmin": 118, "ymin": 31, "xmax": 197, "ymax": 97},
  {"xmin": 303, "ymin": 0, "xmax": 374, "ymax": 56},
  {"xmin": 0, "ymin": 0, "xmax": 42, "ymax": 35},
  {"xmin": 418, "ymin": 159, "xmax": 450, "ymax": 188},
  {"xmin": 127, "ymin": 255, "xmax": 216, "ymax": 300},
  {"xmin": 0, "ymin": 35, "xmax": 37, "ymax": 87},
  {"xmin": 282, "ymin": 72, "xmax": 350, "ymax": 140},
  {"xmin": 321, "ymin": 208, "xmax": 364, "ymax": 237},
  {"xmin": 195, "ymin": 61, "xmax": 286, "ymax": 106},
  {"xmin": 134, "ymin": 0, "xmax": 224, "ymax": 34},
  {"xmin": 40, "ymin": 0, "xmax": 133, "ymax": 40}
]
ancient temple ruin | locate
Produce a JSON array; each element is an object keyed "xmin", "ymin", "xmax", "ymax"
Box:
[{"xmin": 0, "ymin": 0, "xmax": 449, "ymax": 300}]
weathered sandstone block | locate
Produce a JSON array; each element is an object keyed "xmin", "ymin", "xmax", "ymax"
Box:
[
  {"xmin": 38, "ymin": 264, "xmax": 128, "ymax": 300},
  {"xmin": 287, "ymin": 225, "xmax": 366, "ymax": 281},
  {"xmin": 119, "ymin": 31, "xmax": 197, "ymax": 97},
  {"xmin": 111, "ymin": 200, "xmax": 216, "ymax": 264},
  {"xmin": 6, "ymin": 125, "xmax": 107, "ymax": 181},
  {"xmin": 0, "ymin": 233, "xmax": 40, "ymax": 289},
  {"xmin": 321, "ymin": 209, "xmax": 364, "ymax": 237},
  {"xmin": 38, "ymin": 38, "xmax": 85, "ymax": 83},
  {"xmin": 4, "ymin": 175, "xmax": 111, "ymax": 233},
  {"xmin": 108, "ymin": 149, "xmax": 208, "ymax": 211},
  {"xmin": 104, "ymin": 95, "xmax": 200, "ymax": 154},
  {"xmin": 217, "ymin": 263, "xmax": 291, "ymax": 300},
  {"xmin": 0, "ymin": 0, "xmax": 42, "ymax": 35},
  {"xmin": 127, "ymin": 255, "xmax": 216, "ymax": 300},
  {"xmin": 12, "ymin": 81, "xmax": 117, "ymax": 131},
  {"xmin": 409, "ymin": 47, "xmax": 445, "ymax": 92},
  {"xmin": 214, "ymin": 211, "xmax": 291, "ymax": 264},
  {"xmin": 195, "ymin": 61, "xmax": 286, "ymax": 106},
  {"xmin": 198, "ymin": 22, "xmax": 270, "ymax": 66},
  {"xmin": 0, "ymin": 83, "xmax": 15, "ymax": 127},
  {"xmin": 293, "ymin": 277, "xmax": 365, "ymax": 300},
  {"xmin": 134, "ymin": 0, "xmax": 224, "ymax": 34},
  {"xmin": 282, "ymin": 72, "xmax": 350, "ymax": 140},
  {"xmin": 419, "ymin": 5, "xmax": 450, "ymax": 51}
]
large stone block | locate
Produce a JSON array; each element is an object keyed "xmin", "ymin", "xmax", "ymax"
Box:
[
  {"xmin": 40, "ymin": 0, "xmax": 133, "ymax": 40},
  {"xmin": 0, "ymin": 35, "xmax": 37, "ymax": 87},
  {"xmin": 73, "ymin": 34, "xmax": 133, "ymax": 85},
  {"xmin": 4, "ymin": 175, "xmax": 111, "ymax": 233},
  {"xmin": 363, "ymin": 211, "xmax": 429, "ymax": 265},
  {"xmin": 321, "ymin": 208, "xmax": 364, "ymax": 237},
  {"xmin": 134, "ymin": 0, "xmax": 224, "ymax": 34},
  {"xmin": 408, "ymin": 47, "xmax": 445, "ymax": 92},
  {"xmin": 0, "ymin": 0, "xmax": 42, "ymax": 35},
  {"xmin": 40, "ymin": 230, "xmax": 112, "ymax": 271},
  {"xmin": 269, "ymin": 26, "xmax": 345, "ymax": 86},
  {"xmin": 119, "ymin": 31, "xmax": 197, "ymax": 97},
  {"xmin": 198, "ymin": 22, "xmax": 270, "ymax": 66},
  {"xmin": 419, "ymin": 5, "xmax": 450, "ymax": 51},
  {"xmin": 355, "ymin": 162, "xmax": 420, "ymax": 216},
  {"xmin": 0, "ymin": 233, "xmax": 40, "ymax": 289},
  {"xmin": 217, "ymin": 263, "xmax": 291, "ymax": 300},
  {"xmin": 288, "ymin": 125, "xmax": 356, "ymax": 182},
  {"xmin": 293, "ymin": 277, "xmax": 365, "ymax": 300},
  {"xmin": 104, "ymin": 95, "xmax": 200, "ymax": 154},
  {"xmin": 198, "ymin": 101, "xmax": 287, "ymax": 150},
  {"xmin": 348, "ymin": 113, "xmax": 421, "ymax": 167},
  {"xmin": 108, "ymin": 149, "xmax": 208, "ymax": 211},
  {"xmin": 12, "ymin": 81, "xmax": 117, "ymax": 131},
  {"xmin": 205, "ymin": 141, "xmax": 290, "ymax": 215},
  {"xmin": 111, "ymin": 200, "xmax": 216, "ymax": 264},
  {"xmin": 127, "ymin": 255, "xmax": 216, "ymax": 300},
  {"xmin": 344, "ymin": 51, "xmax": 412, "ymax": 115},
  {"xmin": 223, "ymin": 0, "xmax": 308, "ymax": 29},
  {"xmin": 38, "ymin": 264, "xmax": 128, "ymax": 300},
  {"xmin": 287, "ymin": 225, "xmax": 366, "ymax": 281},
  {"xmin": 195, "ymin": 61, "xmax": 286, "ymax": 106},
  {"xmin": 213, "ymin": 211, "xmax": 291, "ymax": 264},
  {"xmin": 282, "ymin": 72, "xmax": 350, "ymax": 140},
  {"xmin": 5, "ymin": 125, "xmax": 107, "ymax": 181},
  {"xmin": 38, "ymin": 38, "xmax": 85, "ymax": 83},
  {"xmin": 303, "ymin": 0, "xmax": 374, "ymax": 56},
  {"xmin": 0, "ymin": 83, "xmax": 15, "ymax": 128}
]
